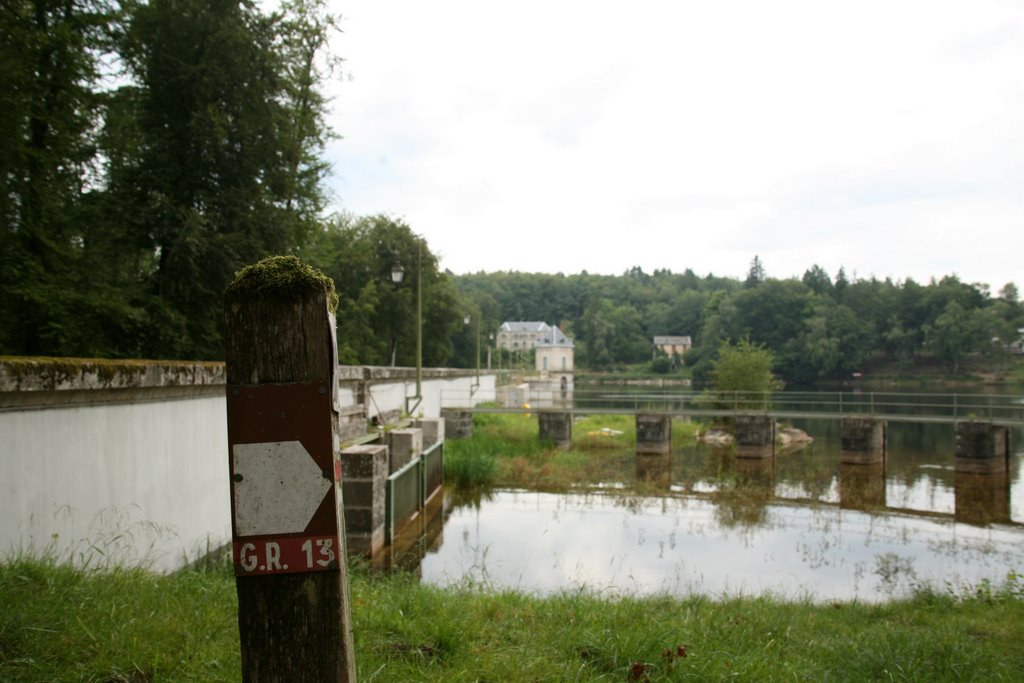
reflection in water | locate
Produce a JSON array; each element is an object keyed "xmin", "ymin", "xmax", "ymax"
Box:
[
  {"xmin": 383, "ymin": 416, "xmax": 1024, "ymax": 602},
  {"xmin": 416, "ymin": 487, "xmax": 1022, "ymax": 602},
  {"xmin": 955, "ymin": 471, "xmax": 1010, "ymax": 525},
  {"xmin": 635, "ymin": 453, "xmax": 672, "ymax": 489},
  {"xmin": 840, "ymin": 463, "xmax": 886, "ymax": 510},
  {"xmin": 716, "ymin": 458, "xmax": 773, "ymax": 528},
  {"xmin": 372, "ymin": 492, "xmax": 447, "ymax": 575}
]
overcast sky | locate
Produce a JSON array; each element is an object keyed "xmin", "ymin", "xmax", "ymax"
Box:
[{"xmin": 324, "ymin": 0, "xmax": 1023, "ymax": 291}]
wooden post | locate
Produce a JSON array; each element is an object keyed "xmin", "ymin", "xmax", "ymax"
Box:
[{"xmin": 224, "ymin": 256, "xmax": 356, "ymax": 682}]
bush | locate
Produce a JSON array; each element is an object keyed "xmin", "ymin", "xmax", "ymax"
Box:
[{"xmin": 651, "ymin": 356, "xmax": 671, "ymax": 374}]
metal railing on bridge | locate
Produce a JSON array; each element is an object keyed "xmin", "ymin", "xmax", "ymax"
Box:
[{"xmin": 441, "ymin": 388, "xmax": 1024, "ymax": 426}]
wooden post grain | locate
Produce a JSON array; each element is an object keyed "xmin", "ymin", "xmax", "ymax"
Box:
[{"xmin": 224, "ymin": 256, "xmax": 355, "ymax": 682}]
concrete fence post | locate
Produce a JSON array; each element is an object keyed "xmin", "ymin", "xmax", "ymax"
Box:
[
  {"xmin": 415, "ymin": 417, "xmax": 446, "ymax": 449},
  {"xmin": 340, "ymin": 444, "xmax": 389, "ymax": 558},
  {"xmin": 223, "ymin": 256, "xmax": 355, "ymax": 682},
  {"xmin": 386, "ymin": 427, "xmax": 423, "ymax": 473}
]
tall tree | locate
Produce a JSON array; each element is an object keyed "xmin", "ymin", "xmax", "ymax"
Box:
[
  {"xmin": 998, "ymin": 282, "xmax": 1019, "ymax": 304},
  {"xmin": 110, "ymin": 0, "xmax": 337, "ymax": 358},
  {"xmin": 802, "ymin": 264, "xmax": 833, "ymax": 297},
  {"xmin": 924, "ymin": 301, "xmax": 979, "ymax": 376},
  {"xmin": 796, "ymin": 301, "xmax": 872, "ymax": 381},
  {"xmin": 744, "ymin": 255, "xmax": 766, "ymax": 288},
  {"xmin": 0, "ymin": 0, "xmax": 124, "ymax": 355}
]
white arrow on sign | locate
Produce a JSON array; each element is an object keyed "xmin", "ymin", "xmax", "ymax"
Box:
[{"xmin": 232, "ymin": 440, "xmax": 331, "ymax": 537}]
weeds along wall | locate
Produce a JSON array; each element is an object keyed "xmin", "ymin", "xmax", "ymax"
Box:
[{"xmin": 0, "ymin": 358, "xmax": 494, "ymax": 572}]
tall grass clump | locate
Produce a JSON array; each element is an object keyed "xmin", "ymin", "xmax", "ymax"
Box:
[
  {"xmin": 672, "ymin": 418, "xmax": 702, "ymax": 449},
  {"xmin": 444, "ymin": 442, "xmax": 498, "ymax": 488},
  {"xmin": 444, "ymin": 413, "xmax": 548, "ymax": 488}
]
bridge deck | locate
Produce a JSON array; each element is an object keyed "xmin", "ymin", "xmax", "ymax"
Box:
[
  {"xmin": 464, "ymin": 406, "xmax": 1024, "ymax": 426},
  {"xmin": 446, "ymin": 390, "xmax": 1024, "ymax": 427}
]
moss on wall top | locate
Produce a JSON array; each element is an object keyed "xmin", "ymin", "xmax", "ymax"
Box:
[
  {"xmin": 0, "ymin": 356, "xmax": 225, "ymax": 392},
  {"xmin": 226, "ymin": 255, "xmax": 339, "ymax": 313}
]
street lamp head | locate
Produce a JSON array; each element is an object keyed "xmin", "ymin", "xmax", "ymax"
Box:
[{"xmin": 390, "ymin": 264, "xmax": 405, "ymax": 283}]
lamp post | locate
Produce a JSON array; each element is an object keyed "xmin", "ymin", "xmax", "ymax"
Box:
[
  {"xmin": 391, "ymin": 242, "xmax": 422, "ymax": 415},
  {"xmin": 415, "ymin": 241, "xmax": 422, "ymax": 411},
  {"xmin": 464, "ymin": 314, "xmax": 480, "ymax": 394},
  {"xmin": 390, "ymin": 264, "xmax": 404, "ymax": 367}
]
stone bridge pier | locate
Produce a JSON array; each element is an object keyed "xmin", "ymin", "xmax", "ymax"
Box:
[
  {"xmin": 636, "ymin": 414, "xmax": 672, "ymax": 455},
  {"xmin": 734, "ymin": 414, "xmax": 775, "ymax": 459},
  {"xmin": 840, "ymin": 417, "xmax": 887, "ymax": 465},
  {"xmin": 539, "ymin": 412, "xmax": 572, "ymax": 449},
  {"xmin": 955, "ymin": 420, "xmax": 1010, "ymax": 474}
]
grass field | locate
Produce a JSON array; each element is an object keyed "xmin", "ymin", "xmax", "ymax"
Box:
[{"xmin": 2, "ymin": 555, "xmax": 1023, "ymax": 682}]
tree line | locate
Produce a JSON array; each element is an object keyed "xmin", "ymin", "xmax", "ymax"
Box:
[
  {"xmin": 453, "ymin": 262, "xmax": 1023, "ymax": 384},
  {"xmin": 4, "ymin": 2, "xmax": 1021, "ymax": 386}
]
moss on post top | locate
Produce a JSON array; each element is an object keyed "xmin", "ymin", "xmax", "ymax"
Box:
[{"xmin": 226, "ymin": 255, "xmax": 338, "ymax": 314}]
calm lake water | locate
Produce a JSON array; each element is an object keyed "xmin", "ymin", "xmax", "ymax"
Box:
[{"xmin": 390, "ymin": 391, "xmax": 1024, "ymax": 602}]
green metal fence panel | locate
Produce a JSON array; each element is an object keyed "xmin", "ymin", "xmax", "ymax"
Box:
[
  {"xmin": 386, "ymin": 457, "xmax": 422, "ymax": 544},
  {"xmin": 423, "ymin": 441, "xmax": 444, "ymax": 501}
]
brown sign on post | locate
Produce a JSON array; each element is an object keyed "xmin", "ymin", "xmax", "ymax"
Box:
[
  {"xmin": 228, "ymin": 382, "xmax": 339, "ymax": 577},
  {"xmin": 224, "ymin": 256, "xmax": 355, "ymax": 683}
]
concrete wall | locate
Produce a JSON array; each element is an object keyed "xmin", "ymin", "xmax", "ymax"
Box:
[
  {"xmin": 337, "ymin": 365, "xmax": 495, "ymax": 421},
  {"xmin": 0, "ymin": 359, "xmax": 229, "ymax": 571},
  {"xmin": 1, "ymin": 358, "xmax": 493, "ymax": 571}
]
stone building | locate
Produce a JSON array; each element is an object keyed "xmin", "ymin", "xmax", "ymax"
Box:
[
  {"xmin": 653, "ymin": 335, "xmax": 692, "ymax": 365},
  {"xmin": 496, "ymin": 321, "xmax": 551, "ymax": 351},
  {"xmin": 535, "ymin": 325, "xmax": 574, "ymax": 392}
]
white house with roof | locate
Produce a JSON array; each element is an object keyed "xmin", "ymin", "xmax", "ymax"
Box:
[
  {"xmin": 496, "ymin": 321, "xmax": 575, "ymax": 393},
  {"xmin": 653, "ymin": 335, "xmax": 692, "ymax": 365},
  {"xmin": 535, "ymin": 325, "xmax": 575, "ymax": 391},
  {"xmin": 496, "ymin": 321, "xmax": 551, "ymax": 351}
]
